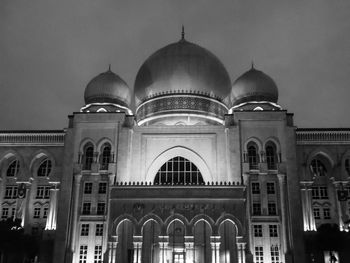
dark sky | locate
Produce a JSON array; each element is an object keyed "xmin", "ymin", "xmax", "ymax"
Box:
[{"xmin": 1, "ymin": 0, "xmax": 350, "ymax": 129}]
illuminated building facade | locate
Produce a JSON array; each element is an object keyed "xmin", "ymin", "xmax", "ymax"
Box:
[{"xmin": 0, "ymin": 32, "xmax": 349, "ymax": 263}]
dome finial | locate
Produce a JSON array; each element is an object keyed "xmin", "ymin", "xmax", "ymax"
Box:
[
  {"xmin": 181, "ymin": 25, "xmax": 185, "ymax": 40},
  {"xmin": 251, "ymin": 60, "xmax": 255, "ymax": 69},
  {"xmin": 108, "ymin": 64, "xmax": 111, "ymax": 72}
]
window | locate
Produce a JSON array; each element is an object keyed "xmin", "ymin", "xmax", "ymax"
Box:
[
  {"xmin": 84, "ymin": 182, "xmax": 93, "ymax": 194},
  {"xmin": 269, "ymin": 225, "xmax": 278, "ymax": 237},
  {"xmin": 270, "ymin": 245, "xmax": 280, "ymax": 263},
  {"xmin": 313, "ymin": 207, "xmax": 321, "ymax": 219},
  {"xmin": 268, "ymin": 202, "xmax": 277, "ymax": 215},
  {"xmin": 251, "ymin": 182, "xmax": 260, "ymax": 194},
  {"xmin": 97, "ymin": 202, "xmax": 106, "ymax": 215},
  {"xmin": 82, "ymin": 202, "xmax": 91, "ymax": 215},
  {"xmin": 83, "ymin": 144, "xmax": 94, "ymax": 170},
  {"xmin": 154, "ymin": 156, "xmax": 204, "ymax": 185},
  {"xmin": 81, "ymin": 224, "xmax": 89, "ymax": 236},
  {"xmin": 43, "ymin": 207, "xmax": 49, "ymax": 218},
  {"xmin": 34, "ymin": 207, "xmax": 41, "ymax": 219},
  {"xmin": 96, "ymin": 224, "xmax": 103, "ymax": 236},
  {"xmin": 247, "ymin": 143, "xmax": 259, "ymax": 170},
  {"xmin": 98, "ymin": 182, "xmax": 107, "ymax": 194},
  {"xmin": 37, "ymin": 158, "xmax": 52, "ymax": 177},
  {"xmin": 1, "ymin": 207, "xmax": 9, "ymax": 219},
  {"xmin": 323, "ymin": 207, "xmax": 331, "ymax": 219},
  {"xmin": 4, "ymin": 186, "xmax": 18, "ymax": 199},
  {"xmin": 10, "ymin": 207, "xmax": 15, "ymax": 218},
  {"xmin": 94, "ymin": 245, "xmax": 102, "ymax": 263},
  {"xmin": 310, "ymin": 159, "xmax": 327, "ymax": 176},
  {"xmin": 311, "ymin": 187, "xmax": 328, "ymax": 199},
  {"xmin": 36, "ymin": 186, "xmax": 51, "ymax": 199},
  {"xmin": 255, "ymin": 246, "xmax": 264, "ymax": 263},
  {"xmin": 267, "ymin": 182, "xmax": 276, "ymax": 194},
  {"xmin": 7, "ymin": 160, "xmax": 20, "ymax": 177},
  {"xmin": 266, "ymin": 143, "xmax": 278, "ymax": 170},
  {"xmin": 79, "ymin": 245, "xmax": 88, "ymax": 263},
  {"xmin": 253, "ymin": 225, "xmax": 263, "ymax": 237},
  {"xmin": 345, "ymin": 159, "xmax": 350, "ymax": 175},
  {"xmin": 100, "ymin": 143, "xmax": 111, "ymax": 170},
  {"xmin": 252, "ymin": 203, "xmax": 261, "ymax": 216}
]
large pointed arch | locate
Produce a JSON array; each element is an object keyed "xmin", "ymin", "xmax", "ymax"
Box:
[{"xmin": 146, "ymin": 146, "xmax": 212, "ymax": 182}]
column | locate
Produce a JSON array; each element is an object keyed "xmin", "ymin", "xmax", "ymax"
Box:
[
  {"xmin": 185, "ymin": 236, "xmax": 194, "ymax": 263},
  {"xmin": 300, "ymin": 184, "xmax": 310, "ymax": 231},
  {"xmin": 133, "ymin": 236, "xmax": 142, "ymax": 263},
  {"xmin": 159, "ymin": 236, "xmax": 169, "ymax": 263},
  {"xmin": 210, "ymin": 236, "xmax": 220, "ymax": 263},
  {"xmin": 70, "ymin": 174, "xmax": 82, "ymax": 252},
  {"xmin": 108, "ymin": 236, "xmax": 117, "ymax": 263},
  {"xmin": 307, "ymin": 187, "xmax": 316, "ymax": 231},
  {"xmin": 236, "ymin": 239, "xmax": 246, "ymax": 263},
  {"xmin": 45, "ymin": 183, "xmax": 59, "ymax": 230},
  {"xmin": 332, "ymin": 181, "xmax": 346, "ymax": 230},
  {"xmin": 277, "ymin": 174, "xmax": 288, "ymax": 260}
]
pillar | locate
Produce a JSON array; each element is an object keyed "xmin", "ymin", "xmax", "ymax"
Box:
[
  {"xmin": 70, "ymin": 174, "xmax": 82, "ymax": 253},
  {"xmin": 133, "ymin": 236, "xmax": 142, "ymax": 263},
  {"xmin": 185, "ymin": 236, "xmax": 194, "ymax": 263},
  {"xmin": 210, "ymin": 236, "xmax": 220, "ymax": 263},
  {"xmin": 45, "ymin": 183, "xmax": 59, "ymax": 230},
  {"xmin": 236, "ymin": 241, "xmax": 246, "ymax": 263},
  {"xmin": 277, "ymin": 174, "xmax": 289, "ymax": 259},
  {"xmin": 159, "ymin": 236, "xmax": 169, "ymax": 263},
  {"xmin": 108, "ymin": 236, "xmax": 117, "ymax": 263}
]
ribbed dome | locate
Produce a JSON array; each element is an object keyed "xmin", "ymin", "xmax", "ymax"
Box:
[
  {"xmin": 231, "ymin": 67, "xmax": 278, "ymax": 106},
  {"xmin": 84, "ymin": 69, "xmax": 131, "ymax": 107},
  {"xmin": 134, "ymin": 39, "xmax": 232, "ymax": 105}
]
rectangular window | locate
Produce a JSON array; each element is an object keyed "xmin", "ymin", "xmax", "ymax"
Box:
[
  {"xmin": 81, "ymin": 224, "xmax": 89, "ymax": 236},
  {"xmin": 267, "ymin": 182, "xmax": 276, "ymax": 194},
  {"xmin": 311, "ymin": 186, "xmax": 328, "ymax": 199},
  {"xmin": 96, "ymin": 224, "xmax": 104, "ymax": 236},
  {"xmin": 252, "ymin": 203, "xmax": 261, "ymax": 216},
  {"xmin": 4, "ymin": 186, "xmax": 18, "ymax": 199},
  {"xmin": 97, "ymin": 202, "xmax": 106, "ymax": 215},
  {"xmin": 33, "ymin": 207, "xmax": 41, "ymax": 218},
  {"xmin": 255, "ymin": 246, "xmax": 264, "ymax": 263},
  {"xmin": 313, "ymin": 207, "xmax": 321, "ymax": 219},
  {"xmin": 79, "ymin": 245, "xmax": 88, "ymax": 263},
  {"xmin": 268, "ymin": 202, "xmax": 277, "ymax": 215},
  {"xmin": 98, "ymin": 182, "xmax": 107, "ymax": 194},
  {"xmin": 43, "ymin": 207, "xmax": 49, "ymax": 218},
  {"xmin": 84, "ymin": 182, "xmax": 93, "ymax": 194},
  {"xmin": 1, "ymin": 207, "xmax": 9, "ymax": 219},
  {"xmin": 269, "ymin": 225, "xmax": 278, "ymax": 237},
  {"xmin": 251, "ymin": 182, "xmax": 260, "ymax": 194},
  {"xmin": 253, "ymin": 225, "xmax": 263, "ymax": 237},
  {"xmin": 94, "ymin": 245, "xmax": 102, "ymax": 263},
  {"xmin": 270, "ymin": 245, "xmax": 280, "ymax": 263},
  {"xmin": 323, "ymin": 208, "xmax": 331, "ymax": 219},
  {"xmin": 36, "ymin": 186, "xmax": 51, "ymax": 199},
  {"xmin": 82, "ymin": 202, "xmax": 91, "ymax": 215}
]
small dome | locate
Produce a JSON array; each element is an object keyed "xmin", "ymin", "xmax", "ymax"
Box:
[
  {"xmin": 134, "ymin": 38, "xmax": 232, "ymax": 105},
  {"xmin": 84, "ymin": 68, "xmax": 131, "ymax": 107},
  {"xmin": 231, "ymin": 67, "xmax": 278, "ymax": 106}
]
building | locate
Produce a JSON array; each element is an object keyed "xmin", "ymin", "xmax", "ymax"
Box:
[{"xmin": 0, "ymin": 31, "xmax": 350, "ymax": 263}]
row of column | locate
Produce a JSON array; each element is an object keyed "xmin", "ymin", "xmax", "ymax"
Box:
[{"xmin": 107, "ymin": 235, "xmax": 246, "ymax": 263}]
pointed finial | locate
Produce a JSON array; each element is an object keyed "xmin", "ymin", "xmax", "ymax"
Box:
[
  {"xmin": 108, "ymin": 64, "xmax": 111, "ymax": 71},
  {"xmin": 251, "ymin": 60, "xmax": 255, "ymax": 69},
  {"xmin": 181, "ymin": 25, "xmax": 185, "ymax": 40}
]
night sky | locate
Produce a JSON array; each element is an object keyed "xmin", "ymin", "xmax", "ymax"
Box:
[{"xmin": 1, "ymin": 0, "xmax": 350, "ymax": 129}]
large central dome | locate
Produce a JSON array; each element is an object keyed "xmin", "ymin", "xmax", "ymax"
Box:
[{"xmin": 134, "ymin": 38, "xmax": 232, "ymax": 105}]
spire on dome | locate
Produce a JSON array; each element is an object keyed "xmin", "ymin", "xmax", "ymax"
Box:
[
  {"xmin": 181, "ymin": 25, "xmax": 185, "ymax": 40},
  {"xmin": 108, "ymin": 64, "xmax": 111, "ymax": 72},
  {"xmin": 251, "ymin": 60, "xmax": 255, "ymax": 70}
]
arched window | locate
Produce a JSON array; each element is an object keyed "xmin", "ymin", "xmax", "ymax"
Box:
[
  {"xmin": 154, "ymin": 156, "xmax": 204, "ymax": 185},
  {"xmin": 100, "ymin": 143, "xmax": 111, "ymax": 170},
  {"xmin": 37, "ymin": 158, "xmax": 52, "ymax": 177},
  {"xmin": 247, "ymin": 143, "xmax": 259, "ymax": 170},
  {"xmin": 82, "ymin": 144, "xmax": 94, "ymax": 170},
  {"xmin": 345, "ymin": 159, "xmax": 350, "ymax": 175},
  {"xmin": 310, "ymin": 159, "xmax": 327, "ymax": 177},
  {"xmin": 7, "ymin": 160, "xmax": 20, "ymax": 177},
  {"xmin": 265, "ymin": 142, "xmax": 278, "ymax": 170}
]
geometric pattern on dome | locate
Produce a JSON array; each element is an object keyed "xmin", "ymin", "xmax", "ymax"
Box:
[{"xmin": 136, "ymin": 94, "xmax": 228, "ymax": 125}]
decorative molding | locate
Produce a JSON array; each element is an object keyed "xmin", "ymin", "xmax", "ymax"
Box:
[
  {"xmin": 296, "ymin": 129, "xmax": 350, "ymax": 145},
  {"xmin": 0, "ymin": 131, "xmax": 65, "ymax": 146}
]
